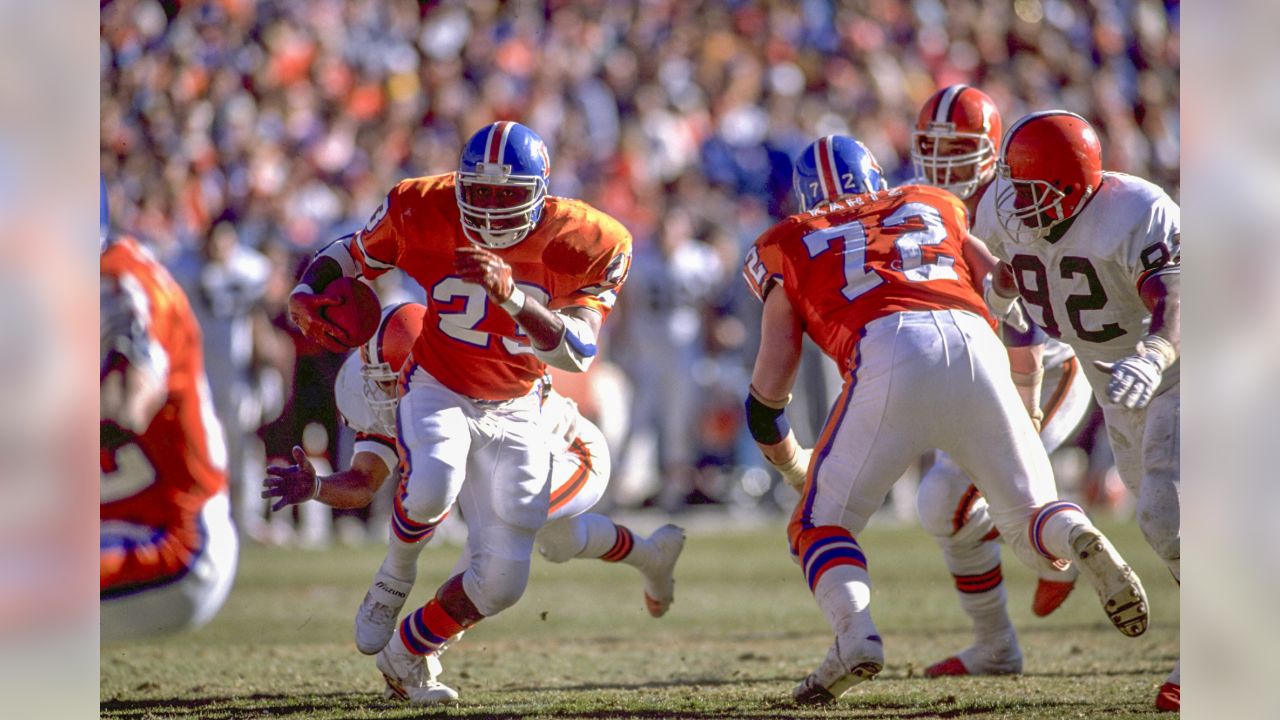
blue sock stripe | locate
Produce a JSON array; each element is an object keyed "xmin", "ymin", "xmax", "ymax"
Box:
[
  {"xmin": 1033, "ymin": 501, "xmax": 1084, "ymax": 557},
  {"xmin": 804, "ymin": 547, "xmax": 868, "ymax": 591},
  {"xmin": 801, "ymin": 534, "xmax": 860, "ymax": 570}
]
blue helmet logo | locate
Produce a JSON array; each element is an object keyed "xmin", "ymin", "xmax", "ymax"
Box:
[
  {"xmin": 455, "ymin": 121, "xmax": 550, "ymax": 249},
  {"xmin": 792, "ymin": 135, "xmax": 886, "ymax": 211}
]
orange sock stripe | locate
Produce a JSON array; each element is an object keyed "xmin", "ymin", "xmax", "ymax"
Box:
[
  {"xmin": 422, "ymin": 598, "xmax": 466, "ymax": 639},
  {"xmin": 950, "ymin": 484, "xmax": 983, "ymax": 535},
  {"xmin": 954, "ymin": 564, "xmax": 1004, "ymax": 593},
  {"xmin": 548, "ymin": 438, "xmax": 592, "ymax": 516},
  {"xmin": 1040, "ymin": 356, "xmax": 1077, "ymax": 429},
  {"xmin": 601, "ymin": 525, "xmax": 634, "ymax": 562}
]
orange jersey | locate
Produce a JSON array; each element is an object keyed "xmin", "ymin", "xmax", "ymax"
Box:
[
  {"xmin": 100, "ymin": 237, "xmax": 227, "ymax": 594},
  {"xmin": 348, "ymin": 173, "xmax": 632, "ymax": 400},
  {"xmin": 743, "ymin": 185, "xmax": 993, "ymax": 367}
]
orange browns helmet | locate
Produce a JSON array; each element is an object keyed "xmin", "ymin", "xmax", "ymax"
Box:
[
  {"xmin": 995, "ymin": 111, "xmax": 1103, "ymax": 243},
  {"xmin": 358, "ymin": 302, "xmax": 426, "ymax": 421},
  {"xmin": 911, "ymin": 84, "xmax": 1002, "ymax": 200}
]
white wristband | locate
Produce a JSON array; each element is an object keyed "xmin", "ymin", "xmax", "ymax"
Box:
[
  {"xmin": 291, "ymin": 283, "xmax": 317, "ymax": 298},
  {"xmin": 1138, "ymin": 334, "xmax": 1177, "ymax": 371},
  {"xmin": 499, "ymin": 285, "xmax": 526, "ymax": 316},
  {"xmin": 309, "ymin": 475, "xmax": 324, "ymax": 502}
]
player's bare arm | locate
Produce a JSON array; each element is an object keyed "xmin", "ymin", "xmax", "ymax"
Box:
[
  {"xmin": 455, "ymin": 244, "xmax": 603, "ymax": 372},
  {"xmin": 288, "ymin": 239, "xmax": 361, "ymax": 352},
  {"xmin": 262, "ymin": 447, "xmax": 391, "ymax": 511},
  {"xmin": 960, "ymin": 232, "xmax": 1000, "ymax": 291},
  {"xmin": 747, "ymin": 287, "xmax": 809, "ymax": 489},
  {"xmin": 1007, "ymin": 342, "xmax": 1046, "ymax": 431}
]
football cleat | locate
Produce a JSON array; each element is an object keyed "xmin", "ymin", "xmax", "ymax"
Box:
[
  {"xmin": 355, "ymin": 571, "xmax": 413, "ymax": 655},
  {"xmin": 1069, "ymin": 528, "xmax": 1148, "ymax": 637},
  {"xmin": 636, "ymin": 524, "xmax": 686, "ymax": 618},
  {"xmin": 924, "ymin": 635, "xmax": 1022, "ymax": 677},
  {"xmin": 1155, "ymin": 681, "xmax": 1180, "ymax": 712},
  {"xmin": 792, "ymin": 633, "xmax": 884, "ymax": 705},
  {"xmin": 1032, "ymin": 576, "xmax": 1078, "ymax": 617},
  {"xmin": 923, "ymin": 656, "xmax": 969, "ymax": 678},
  {"xmin": 376, "ymin": 627, "xmax": 459, "ymax": 706}
]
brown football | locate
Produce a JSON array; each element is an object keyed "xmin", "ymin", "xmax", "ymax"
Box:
[{"xmin": 320, "ymin": 277, "xmax": 382, "ymax": 348}]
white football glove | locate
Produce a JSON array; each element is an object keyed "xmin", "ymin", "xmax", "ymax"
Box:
[
  {"xmin": 1093, "ymin": 336, "xmax": 1176, "ymax": 410},
  {"xmin": 771, "ymin": 445, "xmax": 813, "ymax": 492},
  {"xmin": 983, "ymin": 275, "xmax": 1030, "ymax": 335}
]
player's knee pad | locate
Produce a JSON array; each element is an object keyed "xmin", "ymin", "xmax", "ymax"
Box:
[
  {"xmin": 401, "ymin": 458, "xmax": 463, "ymax": 520},
  {"xmin": 397, "ymin": 493, "xmax": 450, "ymax": 526},
  {"xmin": 462, "ymin": 554, "xmax": 531, "ymax": 617},
  {"xmin": 535, "ymin": 517, "xmax": 583, "ymax": 564}
]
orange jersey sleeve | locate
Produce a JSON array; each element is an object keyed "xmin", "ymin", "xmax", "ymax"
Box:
[
  {"xmin": 347, "ymin": 179, "xmax": 422, "ymax": 279},
  {"xmin": 747, "ymin": 186, "xmax": 992, "ymax": 367},
  {"xmin": 537, "ymin": 197, "xmax": 633, "ymax": 321}
]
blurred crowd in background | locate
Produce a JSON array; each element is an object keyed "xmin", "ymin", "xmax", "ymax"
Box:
[{"xmin": 100, "ymin": 0, "xmax": 1179, "ymax": 546}]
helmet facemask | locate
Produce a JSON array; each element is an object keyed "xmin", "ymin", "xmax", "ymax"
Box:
[
  {"xmin": 911, "ymin": 127, "xmax": 995, "ymax": 200},
  {"xmin": 358, "ymin": 360, "xmax": 399, "ymax": 436},
  {"xmin": 455, "ymin": 162, "xmax": 546, "ymax": 249},
  {"xmin": 994, "ymin": 162, "xmax": 1090, "ymax": 243}
]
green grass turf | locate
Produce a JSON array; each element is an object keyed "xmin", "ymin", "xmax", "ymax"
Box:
[{"xmin": 101, "ymin": 516, "xmax": 1178, "ymax": 719}]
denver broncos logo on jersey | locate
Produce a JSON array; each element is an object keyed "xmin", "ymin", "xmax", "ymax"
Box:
[
  {"xmin": 364, "ymin": 195, "xmax": 390, "ymax": 234},
  {"xmin": 603, "ymin": 252, "xmax": 631, "ymax": 288}
]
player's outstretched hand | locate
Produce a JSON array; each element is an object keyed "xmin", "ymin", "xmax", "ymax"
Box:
[
  {"xmin": 288, "ymin": 291, "xmax": 348, "ymax": 353},
  {"xmin": 262, "ymin": 446, "xmax": 320, "ymax": 511},
  {"xmin": 455, "ymin": 246, "xmax": 515, "ymax": 301},
  {"xmin": 1093, "ymin": 355, "xmax": 1162, "ymax": 410}
]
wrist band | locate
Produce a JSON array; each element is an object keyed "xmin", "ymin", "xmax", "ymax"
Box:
[
  {"xmin": 291, "ymin": 283, "xmax": 317, "ymax": 297},
  {"xmin": 1138, "ymin": 334, "xmax": 1177, "ymax": 371},
  {"xmin": 499, "ymin": 285, "xmax": 526, "ymax": 316},
  {"xmin": 310, "ymin": 475, "xmax": 324, "ymax": 502}
]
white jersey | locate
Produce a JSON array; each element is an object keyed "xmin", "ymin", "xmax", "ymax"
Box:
[
  {"xmin": 335, "ymin": 353, "xmax": 401, "ymax": 474},
  {"xmin": 975, "ymin": 172, "xmax": 1180, "ymax": 389}
]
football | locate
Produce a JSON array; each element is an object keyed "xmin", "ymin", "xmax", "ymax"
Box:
[{"xmin": 320, "ymin": 277, "xmax": 382, "ymax": 348}]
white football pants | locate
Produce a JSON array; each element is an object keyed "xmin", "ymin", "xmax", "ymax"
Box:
[
  {"xmin": 396, "ymin": 365, "xmax": 550, "ymax": 617},
  {"xmin": 917, "ymin": 354, "xmax": 1093, "ymax": 574},
  {"xmin": 792, "ymin": 310, "xmax": 1065, "ymax": 575}
]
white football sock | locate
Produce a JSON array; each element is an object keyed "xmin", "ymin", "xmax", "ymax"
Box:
[{"xmin": 813, "ymin": 564, "xmax": 877, "ymax": 640}]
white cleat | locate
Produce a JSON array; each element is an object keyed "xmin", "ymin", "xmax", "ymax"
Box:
[
  {"xmin": 636, "ymin": 524, "xmax": 686, "ymax": 618},
  {"xmin": 1069, "ymin": 528, "xmax": 1149, "ymax": 637},
  {"xmin": 355, "ymin": 571, "xmax": 413, "ymax": 655},
  {"xmin": 376, "ymin": 627, "xmax": 459, "ymax": 706},
  {"xmin": 792, "ymin": 633, "xmax": 884, "ymax": 705}
]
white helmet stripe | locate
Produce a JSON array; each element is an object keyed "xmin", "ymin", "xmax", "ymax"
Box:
[
  {"xmin": 487, "ymin": 121, "xmax": 514, "ymax": 164},
  {"xmin": 813, "ymin": 137, "xmax": 831, "ymax": 199},
  {"xmin": 934, "ymin": 84, "xmax": 968, "ymax": 123},
  {"xmin": 823, "ymin": 135, "xmax": 843, "ymax": 195}
]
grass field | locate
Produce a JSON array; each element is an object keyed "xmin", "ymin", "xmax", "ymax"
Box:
[{"xmin": 101, "ymin": 514, "xmax": 1178, "ymax": 719}]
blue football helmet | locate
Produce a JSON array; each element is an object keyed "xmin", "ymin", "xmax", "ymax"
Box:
[
  {"xmin": 455, "ymin": 121, "xmax": 551, "ymax": 249},
  {"xmin": 792, "ymin": 135, "xmax": 887, "ymax": 211}
]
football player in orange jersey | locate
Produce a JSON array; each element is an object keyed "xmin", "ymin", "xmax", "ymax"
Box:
[
  {"xmin": 742, "ymin": 136, "xmax": 1148, "ymax": 705},
  {"xmin": 286, "ymin": 122, "xmax": 633, "ymax": 706},
  {"xmin": 262, "ymin": 303, "xmax": 684, "ymax": 701},
  {"xmin": 909, "ymin": 85, "xmax": 1092, "ymax": 677},
  {"xmin": 100, "ymin": 177, "xmax": 238, "ymax": 641}
]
